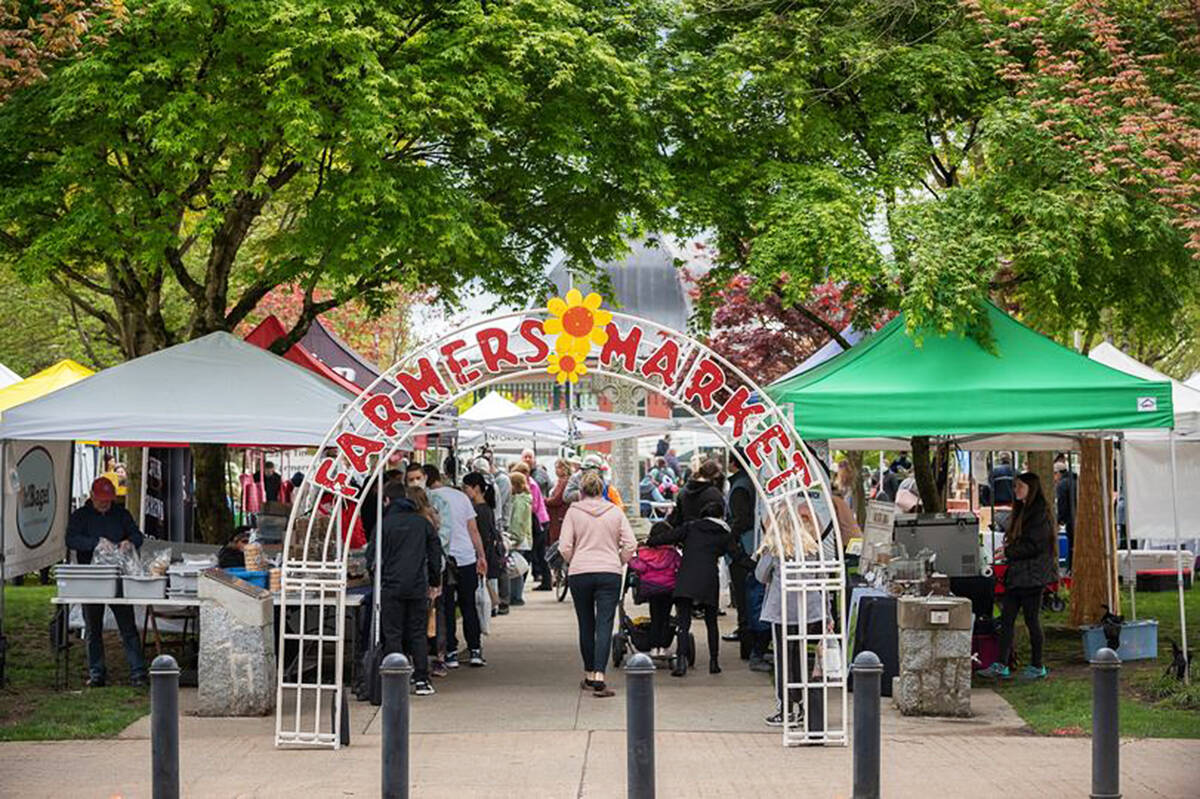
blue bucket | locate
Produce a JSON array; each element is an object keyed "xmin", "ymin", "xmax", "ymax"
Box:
[
  {"xmin": 1081, "ymin": 619, "xmax": 1158, "ymax": 662},
  {"xmin": 224, "ymin": 567, "xmax": 269, "ymax": 590}
]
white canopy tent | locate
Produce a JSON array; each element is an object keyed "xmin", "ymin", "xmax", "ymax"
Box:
[
  {"xmin": 0, "ymin": 362, "xmax": 20, "ymax": 388},
  {"xmin": 1086, "ymin": 343, "xmax": 1200, "ymax": 552},
  {"xmin": 0, "ymin": 332, "xmax": 357, "ymax": 446},
  {"xmin": 453, "ymin": 392, "xmax": 607, "ymax": 453}
]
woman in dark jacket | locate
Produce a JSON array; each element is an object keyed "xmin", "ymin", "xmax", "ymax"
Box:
[
  {"xmin": 982, "ymin": 471, "xmax": 1057, "ymax": 680},
  {"xmin": 667, "ymin": 459, "xmax": 726, "ymax": 526},
  {"xmin": 647, "ymin": 499, "xmax": 732, "ymax": 677}
]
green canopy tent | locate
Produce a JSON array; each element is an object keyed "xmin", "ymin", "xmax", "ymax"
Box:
[
  {"xmin": 768, "ymin": 303, "xmax": 1174, "ymax": 442},
  {"xmin": 768, "ymin": 302, "xmax": 1187, "ymax": 679}
]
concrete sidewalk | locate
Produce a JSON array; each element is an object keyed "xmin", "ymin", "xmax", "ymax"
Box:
[{"xmin": 2, "ymin": 587, "xmax": 1196, "ymax": 797}]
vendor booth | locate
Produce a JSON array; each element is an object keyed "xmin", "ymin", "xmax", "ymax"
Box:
[
  {"xmin": 0, "ymin": 332, "xmax": 359, "ymax": 697},
  {"xmin": 768, "ymin": 303, "xmax": 1188, "ymax": 676}
]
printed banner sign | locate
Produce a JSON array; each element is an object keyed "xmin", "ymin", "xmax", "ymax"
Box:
[{"xmin": 3, "ymin": 440, "xmax": 72, "ymax": 578}]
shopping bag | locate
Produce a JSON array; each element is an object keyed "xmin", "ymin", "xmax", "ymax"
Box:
[{"xmin": 476, "ymin": 581, "xmax": 492, "ymax": 635}]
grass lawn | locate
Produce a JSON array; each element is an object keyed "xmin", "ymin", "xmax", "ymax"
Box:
[
  {"xmin": 988, "ymin": 585, "xmax": 1200, "ymax": 738},
  {"xmin": 0, "ymin": 582, "xmax": 149, "ymax": 741}
]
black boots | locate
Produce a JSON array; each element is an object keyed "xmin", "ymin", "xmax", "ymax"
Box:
[{"xmin": 709, "ymin": 658, "xmax": 721, "ymax": 674}]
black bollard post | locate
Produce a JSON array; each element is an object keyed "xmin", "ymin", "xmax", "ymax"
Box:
[
  {"xmin": 150, "ymin": 654, "xmax": 180, "ymax": 799},
  {"xmin": 851, "ymin": 651, "xmax": 882, "ymax": 799},
  {"xmin": 380, "ymin": 652, "xmax": 413, "ymax": 799},
  {"xmin": 1090, "ymin": 647, "xmax": 1121, "ymax": 799},
  {"xmin": 625, "ymin": 652, "xmax": 656, "ymax": 799}
]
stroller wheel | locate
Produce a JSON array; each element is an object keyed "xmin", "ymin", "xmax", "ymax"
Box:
[
  {"xmin": 687, "ymin": 632, "xmax": 696, "ymax": 667},
  {"xmin": 612, "ymin": 633, "xmax": 626, "ymax": 668}
]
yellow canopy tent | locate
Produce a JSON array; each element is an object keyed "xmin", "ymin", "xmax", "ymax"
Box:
[{"xmin": 0, "ymin": 359, "xmax": 94, "ymax": 415}]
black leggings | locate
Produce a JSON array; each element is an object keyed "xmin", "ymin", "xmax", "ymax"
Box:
[
  {"xmin": 648, "ymin": 595, "xmax": 674, "ymax": 649},
  {"xmin": 998, "ymin": 586, "xmax": 1044, "ymax": 668},
  {"xmin": 674, "ymin": 598, "xmax": 719, "ymax": 663}
]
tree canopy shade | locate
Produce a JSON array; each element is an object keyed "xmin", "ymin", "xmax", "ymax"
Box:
[
  {"xmin": 0, "ymin": 0, "xmax": 668, "ymax": 359},
  {"xmin": 768, "ymin": 303, "xmax": 1174, "ymax": 441}
]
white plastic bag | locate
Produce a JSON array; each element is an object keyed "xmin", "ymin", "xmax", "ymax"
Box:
[
  {"xmin": 821, "ymin": 638, "xmax": 844, "ymax": 679},
  {"xmin": 476, "ymin": 581, "xmax": 492, "ymax": 635},
  {"xmin": 506, "ymin": 551, "xmax": 529, "ymax": 580}
]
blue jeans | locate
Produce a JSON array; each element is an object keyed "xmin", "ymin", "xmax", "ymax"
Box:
[
  {"xmin": 568, "ymin": 572, "xmax": 622, "ymax": 672},
  {"xmin": 83, "ymin": 603, "xmax": 146, "ymax": 682}
]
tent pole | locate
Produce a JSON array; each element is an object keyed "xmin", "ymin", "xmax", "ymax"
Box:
[
  {"xmin": 139, "ymin": 446, "xmax": 148, "ymax": 533},
  {"xmin": 1099, "ymin": 436, "xmax": 1113, "ymax": 612},
  {"xmin": 1119, "ymin": 435, "xmax": 1135, "ymax": 621},
  {"xmin": 0, "ymin": 441, "xmax": 7, "ymax": 687},
  {"xmin": 1168, "ymin": 431, "xmax": 1189, "ymax": 685}
]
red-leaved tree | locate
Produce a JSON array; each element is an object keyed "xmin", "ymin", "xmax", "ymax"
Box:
[
  {"xmin": 694, "ymin": 273, "xmax": 862, "ymax": 384},
  {"xmin": 238, "ymin": 284, "xmax": 417, "ymax": 370},
  {"xmin": 0, "ymin": 0, "xmax": 123, "ymax": 101},
  {"xmin": 969, "ymin": 0, "xmax": 1200, "ymax": 257}
]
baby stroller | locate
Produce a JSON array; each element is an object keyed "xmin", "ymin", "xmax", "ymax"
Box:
[{"xmin": 611, "ymin": 547, "xmax": 694, "ymax": 670}]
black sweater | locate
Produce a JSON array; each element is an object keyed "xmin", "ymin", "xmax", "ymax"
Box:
[
  {"xmin": 367, "ymin": 499, "xmax": 444, "ymax": 599},
  {"xmin": 66, "ymin": 501, "xmax": 143, "ymax": 563}
]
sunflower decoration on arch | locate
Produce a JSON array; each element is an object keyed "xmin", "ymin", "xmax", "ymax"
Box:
[{"xmin": 543, "ymin": 288, "xmax": 612, "ymax": 384}]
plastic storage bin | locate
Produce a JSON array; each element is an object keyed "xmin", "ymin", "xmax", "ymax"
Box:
[
  {"xmin": 122, "ymin": 575, "xmax": 167, "ymax": 600},
  {"xmin": 1081, "ymin": 619, "xmax": 1158, "ymax": 662},
  {"xmin": 224, "ymin": 567, "xmax": 269, "ymax": 590},
  {"xmin": 54, "ymin": 564, "xmax": 121, "ymax": 599}
]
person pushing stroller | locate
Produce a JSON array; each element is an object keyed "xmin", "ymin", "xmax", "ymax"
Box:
[{"xmin": 645, "ymin": 499, "xmax": 732, "ymax": 677}]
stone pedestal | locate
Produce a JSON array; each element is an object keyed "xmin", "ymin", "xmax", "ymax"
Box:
[
  {"xmin": 197, "ymin": 570, "xmax": 276, "ymax": 716},
  {"xmin": 895, "ymin": 596, "xmax": 973, "ymax": 717}
]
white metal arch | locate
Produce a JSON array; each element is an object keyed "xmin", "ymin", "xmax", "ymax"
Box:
[{"xmin": 275, "ymin": 307, "xmax": 847, "ymax": 749}]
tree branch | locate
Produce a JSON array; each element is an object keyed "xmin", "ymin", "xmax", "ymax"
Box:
[
  {"xmin": 46, "ymin": 273, "xmax": 120, "ymax": 335},
  {"xmin": 790, "ymin": 301, "xmax": 852, "ymax": 349}
]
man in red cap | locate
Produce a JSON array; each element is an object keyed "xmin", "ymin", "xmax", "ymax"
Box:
[{"xmin": 65, "ymin": 477, "xmax": 147, "ymax": 687}]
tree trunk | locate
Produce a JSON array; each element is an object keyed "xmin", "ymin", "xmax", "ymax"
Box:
[
  {"xmin": 1024, "ymin": 451, "xmax": 1057, "ymax": 529},
  {"xmin": 120, "ymin": 446, "xmax": 143, "ymax": 520},
  {"xmin": 911, "ymin": 436, "xmax": 944, "ymax": 512},
  {"xmin": 848, "ymin": 450, "xmax": 867, "ymax": 525},
  {"xmin": 1070, "ymin": 438, "xmax": 1119, "ymax": 626},
  {"xmin": 192, "ymin": 443, "xmax": 233, "ymax": 545}
]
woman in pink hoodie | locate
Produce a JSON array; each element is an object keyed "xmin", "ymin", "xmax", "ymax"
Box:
[{"xmin": 560, "ymin": 470, "xmax": 637, "ymax": 697}]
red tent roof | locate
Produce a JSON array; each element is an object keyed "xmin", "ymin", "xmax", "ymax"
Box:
[{"xmin": 244, "ymin": 316, "xmax": 363, "ymax": 395}]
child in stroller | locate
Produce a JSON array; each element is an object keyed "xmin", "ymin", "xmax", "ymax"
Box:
[{"xmin": 612, "ymin": 538, "xmax": 693, "ymax": 669}]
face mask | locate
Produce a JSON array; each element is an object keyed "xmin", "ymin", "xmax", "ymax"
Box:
[{"xmin": 407, "ymin": 475, "xmax": 426, "ymax": 488}]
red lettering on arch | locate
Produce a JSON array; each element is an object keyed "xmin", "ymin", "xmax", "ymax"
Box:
[
  {"xmin": 476, "ymin": 327, "xmax": 521, "ymax": 373},
  {"xmin": 362, "ymin": 393, "xmax": 411, "ymax": 437},
  {"xmin": 716, "ymin": 386, "xmax": 765, "ymax": 438},
  {"xmin": 683, "ymin": 358, "xmax": 727, "ymax": 412},
  {"xmin": 313, "ymin": 457, "xmax": 358, "ymax": 499},
  {"xmin": 520, "ymin": 320, "xmax": 551, "ymax": 365},
  {"xmin": 599, "ymin": 323, "xmax": 643, "ymax": 371},
  {"xmin": 336, "ymin": 432, "xmax": 385, "ymax": 473},
  {"xmin": 746, "ymin": 424, "xmax": 791, "ymax": 469},
  {"xmin": 440, "ymin": 339, "xmax": 481, "ymax": 386},
  {"xmin": 765, "ymin": 451, "xmax": 812, "ymax": 493},
  {"xmin": 394, "ymin": 357, "xmax": 447, "ymax": 410},
  {"xmin": 640, "ymin": 339, "xmax": 681, "ymax": 386}
]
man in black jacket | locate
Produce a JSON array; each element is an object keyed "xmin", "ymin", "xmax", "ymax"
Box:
[
  {"xmin": 725, "ymin": 455, "xmax": 755, "ymax": 658},
  {"xmin": 367, "ymin": 481, "xmax": 444, "ymax": 695},
  {"xmin": 1054, "ymin": 459, "xmax": 1078, "ymax": 570},
  {"xmin": 65, "ymin": 477, "xmax": 146, "ymax": 687}
]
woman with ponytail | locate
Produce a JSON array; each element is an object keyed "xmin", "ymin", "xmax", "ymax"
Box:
[
  {"xmin": 981, "ymin": 471, "xmax": 1057, "ymax": 680},
  {"xmin": 462, "ymin": 471, "xmax": 506, "ymax": 616}
]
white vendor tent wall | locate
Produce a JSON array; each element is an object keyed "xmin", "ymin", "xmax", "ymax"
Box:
[
  {"xmin": 1088, "ymin": 343, "xmax": 1200, "ymax": 552},
  {"xmin": 0, "ymin": 332, "xmax": 357, "ymax": 446}
]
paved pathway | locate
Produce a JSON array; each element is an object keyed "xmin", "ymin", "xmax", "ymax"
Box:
[{"xmin": 2, "ymin": 587, "xmax": 1196, "ymax": 797}]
